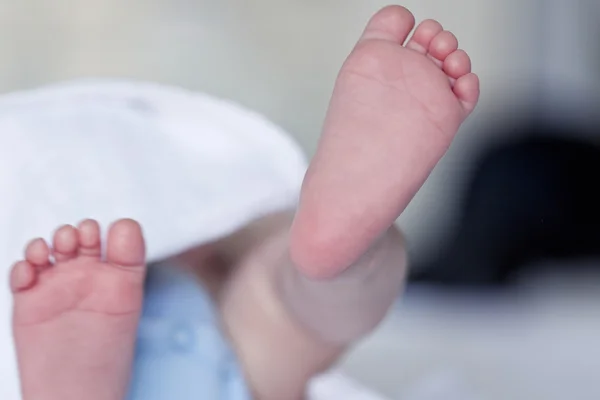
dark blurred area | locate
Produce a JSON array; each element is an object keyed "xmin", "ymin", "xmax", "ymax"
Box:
[
  {"xmin": 411, "ymin": 121, "xmax": 600, "ymax": 287},
  {"xmin": 408, "ymin": 0, "xmax": 600, "ymax": 289}
]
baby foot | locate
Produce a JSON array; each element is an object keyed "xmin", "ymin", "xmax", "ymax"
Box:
[
  {"xmin": 11, "ymin": 219, "xmax": 146, "ymax": 400},
  {"xmin": 291, "ymin": 6, "xmax": 480, "ymax": 277}
]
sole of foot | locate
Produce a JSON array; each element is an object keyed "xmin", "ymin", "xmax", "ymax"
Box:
[
  {"xmin": 291, "ymin": 6, "xmax": 480, "ymax": 278},
  {"xmin": 11, "ymin": 219, "xmax": 147, "ymax": 400}
]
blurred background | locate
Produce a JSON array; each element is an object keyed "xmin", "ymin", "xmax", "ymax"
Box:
[{"xmin": 1, "ymin": 0, "xmax": 599, "ymax": 399}]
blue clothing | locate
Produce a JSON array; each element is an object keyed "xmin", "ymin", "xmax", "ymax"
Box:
[{"xmin": 127, "ymin": 264, "xmax": 251, "ymax": 400}]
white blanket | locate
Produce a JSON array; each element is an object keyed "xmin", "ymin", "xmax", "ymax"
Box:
[{"xmin": 0, "ymin": 80, "xmax": 310, "ymax": 399}]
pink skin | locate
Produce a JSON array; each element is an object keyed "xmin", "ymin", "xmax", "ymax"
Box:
[
  {"xmin": 11, "ymin": 219, "xmax": 146, "ymax": 400},
  {"xmin": 289, "ymin": 6, "xmax": 479, "ymax": 279},
  {"xmin": 9, "ymin": 6, "xmax": 480, "ymax": 399}
]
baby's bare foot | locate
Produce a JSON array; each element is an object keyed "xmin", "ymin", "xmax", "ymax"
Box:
[
  {"xmin": 291, "ymin": 6, "xmax": 480, "ymax": 277},
  {"xmin": 11, "ymin": 219, "xmax": 146, "ymax": 400}
]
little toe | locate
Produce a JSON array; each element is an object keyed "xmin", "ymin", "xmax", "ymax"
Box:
[
  {"xmin": 77, "ymin": 219, "xmax": 102, "ymax": 259},
  {"xmin": 10, "ymin": 261, "xmax": 37, "ymax": 292},
  {"xmin": 428, "ymin": 31, "xmax": 459, "ymax": 66},
  {"xmin": 106, "ymin": 219, "xmax": 146, "ymax": 269},
  {"xmin": 52, "ymin": 225, "xmax": 79, "ymax": 263},
  {"xmin": 406, "ymin": 19, "xmax": 443, "ymax": 54},
  {"xmin": 360, "ymin": 5, "xmax": 415, "ymax": 44},
  {"xmin": 24, "ymin": 238, "xmax": 51, "ymax": 268},
  {"xmin": 443, "ymin": 50, "xmax": 472, "ymax": 80},
  {"xmin": 453, "ymin": 73, "xmax": 480, "ymax": 114}
]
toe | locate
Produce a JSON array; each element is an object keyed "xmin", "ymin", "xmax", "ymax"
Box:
[
  {"xmin": 25, "ymin": 238, "xmax": 51, "ymax": 267},
  {"xmin": 52, "ymin": 225, "xmax": 79, "ymax": 262},
  {"xmin": 10, "ymin": 261, "xmax": 37, "ymax": 292},
  {"xmin": 443, "ymin": 50, "xmax": 472, "ymax": 80},
  {"xmin": 428, "ymin": 31, "xmax": 459, "ymax": 65},
  {"xmin": 360, "ymin": 5, "xmax": 415, "ymax": 44},
  {"xmin": 77, "ymin": 219, "xmax": 102, "ymax": 258},
  {"xmin": 453, "ymin": 73, "xmax": 480, "ymax": 114},
  {"xmin": 406, "ymin": 19, "xmax": 443, "ymax": 54},
  {"xmin": 106, "ymin": 219, "xmax": 146, "ymax": 269}
]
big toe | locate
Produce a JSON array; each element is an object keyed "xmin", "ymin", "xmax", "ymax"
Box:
[
  {"xmin": 106, "ymin": 219, "xmax": 146, "ymax": 268},
  {"xmin": 360, "ymin": 5, "xmax": 415, "ymax": 44}
]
